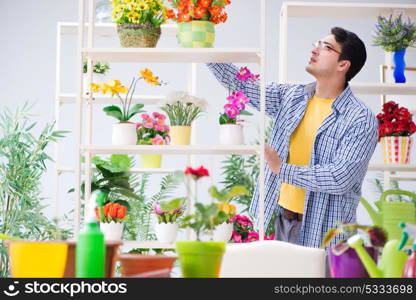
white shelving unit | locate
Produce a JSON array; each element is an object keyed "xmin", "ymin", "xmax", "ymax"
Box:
[
  {"xmin": 279, "ymin": 2, "xmax": 416, "ymax": 189},
  {"xmin": 62, "ymin": 0, "xmax": 267, "ymax": 249}
]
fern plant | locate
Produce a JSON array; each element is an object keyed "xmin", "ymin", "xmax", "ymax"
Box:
[{"xmin": 0, "ymin": 104, "xmax": 70, "ymax": 277}]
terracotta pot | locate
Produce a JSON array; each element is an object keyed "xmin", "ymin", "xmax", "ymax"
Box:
[
  {"xmin": 64, "ymin": 240, "xmax": 121, "ymax": 278},
  {"xmin": 118, "ymin": 254, "xmax": 176, "ymax": 277}
]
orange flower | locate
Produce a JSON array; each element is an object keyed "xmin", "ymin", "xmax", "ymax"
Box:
[
  {"xmin": 209, "ymin": 6, "xmax": 222, "ymax": 16},
  {"xmin": 178, "ymin": 13, "xmax": 191, "ymax": 22},
  {"xmin": 116, "ymin": 205, "xmax": 127, "ymax": 219},
  {"xmin": 198, "ymin": 0, "xmax": 211, "ymax": 8},
  {"xmin": 167, "ymin": 9, "xmax": 176, "ymax": 19},
  {"xmin": 193, "ymin": 6, "xmax": 206, "ymax": 19}
]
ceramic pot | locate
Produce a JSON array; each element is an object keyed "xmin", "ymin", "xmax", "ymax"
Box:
[
  {"xmin": 170, "ymin": 126, "xmax": 192, "ymax": 145},
  {"xmin": 177, "ymin": 21, "xmax": 215, "ymax": 48},
  {"xmin": 100, "ymin": 222, "xmax": 123, "ymax": 241},
  {"xmin": 118, "ymin": 254, "xmax": 176, "ymax": 277},
  {"xmin": 380, "ymin": 136, "xmax": 412, "ymax": 164},
  {"xmin": 155, "ymin": 222, "xmax": 178, "ymax": 243},
  {"xmin": 213, "ymin": 222, "xmax": 233, "ymax": 242},
  {"xmin": 112, "ymin": 122, "xmax": 137, "ymax": 145},
  {"xmin": 219, "ymin": 124, "xmax": 244, "ymax": 145}
]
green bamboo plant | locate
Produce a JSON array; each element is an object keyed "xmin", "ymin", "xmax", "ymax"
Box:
[{"xmin": 0, "ymin": 104, "xmax": 70, "ymax": 277}]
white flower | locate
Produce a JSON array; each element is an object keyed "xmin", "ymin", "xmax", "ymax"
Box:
[{"xmin": 164, "ymin": 91, "xmax": 208, "ymax": 111}]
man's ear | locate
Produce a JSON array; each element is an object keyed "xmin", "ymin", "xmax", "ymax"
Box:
[{"xmin": 338, "ymin": 60, "xmax": 351, "ymax": 72}]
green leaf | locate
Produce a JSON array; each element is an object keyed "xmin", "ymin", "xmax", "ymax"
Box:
[
  {"xmin": 320, "ymin": 228, "xmax": 342, "ymax": 249},
  {"xmin": 110, "ymin": 155, "xmax": 131, "ymax": 172},
  {"xmin": 239, "ymin": 110, "xmax": 253, "ymax": 116},
  {"xmin": 225, "ymin": 185, "xmax": 250, "ymax": 199},
  {"xmin": 127, "ymin": 104, "xmax": 145, "ymax": 120},
  {"xmin": 103, "ymin": 105, "xmax": 124, "ymax": 121},
  {"xmin": 208, "ymin": 186, "xmax": 227, "ymax": 202}
]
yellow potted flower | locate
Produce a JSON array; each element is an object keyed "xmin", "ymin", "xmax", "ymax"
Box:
[
  {"xmin": 91, "ymin": 68, "xmax": 163, "ymax": 145},
  {"xmin": 111, "ymin": 0, "xmax": 168, "ymax": 48}
]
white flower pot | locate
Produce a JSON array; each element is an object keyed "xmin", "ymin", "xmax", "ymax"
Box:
[
  {"xmin": 100, "ymin": 221, "xmax": 123, "ymax": 241},
  {"xmin": 112, "ymin": 122, "xmax": 137, "ymax": 145},
  {"xmin": 219, "ymin": 124, "xmax": 244, "ymax": 145},
  {"xmin": 155, "ymin": 222, "xmax": 178, "ymax": 243},
  {"xmin": 83, "ymin": 73, "xmax": 106, "ymax": 96},
  {"xmin": 213, "ymin": 222, "xmax": 233, "ymax": 242}
]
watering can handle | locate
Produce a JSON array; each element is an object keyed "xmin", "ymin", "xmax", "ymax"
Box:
[{"xmin": 380, "ymin": 189, "xmax": 416, "ymax": 203}]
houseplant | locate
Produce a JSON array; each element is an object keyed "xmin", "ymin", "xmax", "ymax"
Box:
[
  {"xmin": 320, "ymin": 223, "xmax": 387, "ymax": 278},
  {"xmin": 91, "ymin": 68, "xmax": 163, "ymax": 145},
  {"xmin": 373, "ymin": 14, "xmax": 416, "ymax": 83},
  {"xmin": 111, "ymin": 0, "xmax": 168, "ymax": 47},
  {"xmin": 377, "ymin": 101, "xmax": 416, "ymax": 164},
  {"xmin": 167, "ymin": 0, "xmax": 231, "ymax": 47},
  {"xmin": 136, "ymin": 112, "xmax": 170, "ymax": 168},
  {"xmin": 218, "ymin": 66, "xmax": 256, "ymax": 145},
  {"xmin": 153, "ymin": 198, "xmax": 185, "ymax": 243},
  {"xmin": 230, "ymin": 214, "xmax": 275, "ymax": 243},
  {"xmin": 160, "ymin": 91, "xmax": 207, "ymax": 145},
  {"xmin": 83, "ymin": 61, "xmax": 110, "ymax": 95},
  {"xmin": 209, "ymin": 185, "xmax": 249, "ymax": 242},
  {"xmin": 96, "ymin": 201, "xmax": 128, "ymax": 241},
  {"xmin": 0, "ymin": 104, "xmax": 70, "ymax": 277}
]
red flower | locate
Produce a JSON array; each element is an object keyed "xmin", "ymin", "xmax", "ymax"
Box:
[
  {"xmin": 379, "ymin": 122, "xmax": 394, "ymax": 140},
  {"xmin": 166, "ymin": 9, "xmax": 176, "ymax": 19},
  {"xmin": 376, "ymin": 113, "xmax": 390, "ymax": 124},
  {"xmin": 178, "ymin": 13, "xmax": 191, "ymax": 22},
  {"xmin": 409, "ymin": 122, "xmax": 416, "ymax": 134},
  {"xmin": 184, "ymin": 166, "xmax": 210, "ymax": 180},
  {"xmin": 394, "ymin": 107, "xmax": 411, "ymax": 122},
  {"xmin": 393, "ymin": 120, "xmax": 409, "ymax": 134},
  {"xmin": 198, "ymin": 0, "xmax": 211, "ymax": 8},
  {"xmin": 382, "ymin": 101, "xmax": 399, "ymax": 115}
]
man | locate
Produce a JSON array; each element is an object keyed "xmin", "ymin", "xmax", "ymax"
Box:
[{"xmin": 207, "ymin": 27, "xmax": 378, "ymax": 248}]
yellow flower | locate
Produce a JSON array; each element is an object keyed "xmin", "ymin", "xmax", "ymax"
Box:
[
  {"xmin": 99, "ymin": 83, "xmax": 110, "ymax": 95},
  {"xmin": 137, "ymin": 1, "xmax": 149, "ymax": 10},
  {"xmin": 90, "ymin": 83, "xmax": 101, "ymax": 92},
  {"xmin": 216, "ymin": 203, "xmax": 237, "ymax": 215},
  {"xmin": 140, "ymin": 68, "xmax": 160, "ymax": 85}
]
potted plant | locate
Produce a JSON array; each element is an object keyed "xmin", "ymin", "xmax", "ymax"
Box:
[
  {"xmin": 83, "ymin": 61, "xmax": 110, "ymax": 95},
  {"xmin": 177, "ymin": 203, "xmax": 226, "ymax": 278},
  {"xmin": 160, "ymin": 91, "xmax": 207, "ymax": 145},
  {"xmin": 136, "ymin": 112, "xmax": 170, "ymax": 168},
  {"xmin": 229, "ymin": 214, "xmax": 274, "ymax": 243},
  {"xmin": 153, "ymin": 198, "xmax": 185, "ymax": 243},
  {"xmin": 209, "ymin": 185, "xmax": 249, "ymax": 242},
  {"xmin": 373, "ymin": 14, "xmax": 416, "ymax": 83},
  {"xmin": 377, "ymin": 101, "xmax": 416, "ymax": 164},
  {"xmin": 218, "ymin": 67, "xmax": 257, "ymax": 145},
  {"xmin": 91, "ymin": 68, "xmax": 163, "ymax": 145},
  {"xmin": 111, "ymin": 0, "xmax": 168, "ymax": 48},
  {"xmin": 96, "ymin": 201, "xmax": 128, "ymax": 241},
  {"xmin": 320, "ymin": 223, "xmax": 387, "ymax": 278},
  {"xmin": 167, "ymin": 0, "xmax": 231, "ymax": 48}
]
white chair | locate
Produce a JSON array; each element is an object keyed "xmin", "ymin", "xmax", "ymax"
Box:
[{"xmin": 220, "ymin": 240, "xmax": 326, "ymax": 277}]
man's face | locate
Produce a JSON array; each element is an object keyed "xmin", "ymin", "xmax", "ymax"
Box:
[{"xmin": 305, "ymin": 34, "xmax": 345, "ymax": 79}]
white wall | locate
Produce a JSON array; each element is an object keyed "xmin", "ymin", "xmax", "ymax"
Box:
[{"xmin": 0, "ymin": 0, "xmax": 415, "ymax": 230}]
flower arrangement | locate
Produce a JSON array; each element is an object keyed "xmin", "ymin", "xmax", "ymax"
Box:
[
  {"xmin": 95, "ymin": 202, "xmax": 128, "ymax": 223},
  {"xmin": 320, "ymin": 223, "xmax": 387, "ymax": 254},
  {"xmin": 91, "ymin": 69, "xmax": 163, "ymax": 122},
  {"xmin": 231, "ymin": 214, "xmax": 275, "ymax": 243},
  {"xmin": 167, "ymin": 0, "xmax": 231, "ymax": 24},
  {"xmin": 111, "ymin": 0, "xmax": 168, "ymax": 27},
  {"xmin": 161, "ymin": 91, "xmax": 207, "ymax": 126},
  {"xmin": 377, "ymin": 101, "xmax": 416, "ymax": 141},
  {"xmin": 136, "ymin": 112, "xmax": 170, "ymax": 145},
  {"xmin": 83, "ymin": 61, "xmax": 110, "ymax": 75},
  {"xmin": 373, "ymin": 14, "xmax": 416, "ymax": 52},
  {"xmin": 153, "ymin": 198, "xmax": 185, "ymax": 224},
  {"xmin": 219, "ymin": 66, "xmax": 257, "ymax": 125}
]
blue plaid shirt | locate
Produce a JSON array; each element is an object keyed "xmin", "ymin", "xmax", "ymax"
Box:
[{"xmin": 207, "ymin": 63, "xmax": 378, "ymax": 248}]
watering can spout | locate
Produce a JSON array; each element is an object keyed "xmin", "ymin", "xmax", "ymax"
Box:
[
  {"xmin": 359, "ymin": 197, "xmax": 382, "ymax": 226},
  {"xmin": 347, "ymin": 235, "xmax": 383, "ymax": 278}
]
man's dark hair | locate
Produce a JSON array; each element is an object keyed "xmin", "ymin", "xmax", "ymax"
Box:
[{"xmin": 331, "ymin": 27, "xmax": 366, "ymax": 83}]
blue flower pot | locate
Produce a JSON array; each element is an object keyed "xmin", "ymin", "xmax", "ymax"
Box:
[{"xmin": 393, "ymin": 48, "xmax": 406, "ymax": 83}]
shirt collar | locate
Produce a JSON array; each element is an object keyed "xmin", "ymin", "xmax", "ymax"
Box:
[{"xmin": 304, "ymin": 81, "xmax": 352, "ymax": 114}]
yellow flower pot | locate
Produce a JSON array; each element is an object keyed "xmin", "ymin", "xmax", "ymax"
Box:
[
  {"xmin": 170, "ymin": 126, "xmax": 192, "ymax": 145},
  {"xmin": 8, "ymin": 241, "xmax": 68, "ymax": 278},
  {"xmin": 141, "ymin": 154, "xmax": 162, "ymax": 168}
]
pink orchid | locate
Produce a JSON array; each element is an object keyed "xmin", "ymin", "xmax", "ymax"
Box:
[
  {"xmin": 153, "ymin": 202, "xmax": 163, "ymax": 215},
  {"xmin": 233, "ymin": 91, "xmax": 249, "ymax": 104},
  {"xmin": 236, "ymin": 67, "xmax": 252, "ymax": 81},
  {"xmin": 224, "ymin": 104, "xmax": 240, "ymax": 119}
]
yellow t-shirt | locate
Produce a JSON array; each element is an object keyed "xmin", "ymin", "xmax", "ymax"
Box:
[{"xmin": 278, "ymin": 95, "xmax": 335, "ymax": 214}]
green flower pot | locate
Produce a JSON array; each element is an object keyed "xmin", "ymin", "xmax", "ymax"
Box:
[
  {"xmin": 176, "ymin": 21, "xmax": 215, "ymax": 48},
  {"xmin": 175, "ymin": 241, "xmax": 226, "ymax": 278}
]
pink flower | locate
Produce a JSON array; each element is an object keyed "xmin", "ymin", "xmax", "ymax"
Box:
[
  {"xmin": 144, "ymin": 122, "xmax": 153, "ymax": 129},
  {"xmin": 164, "ymin": 125, "xmax": 170, "ymax": 132},
  {"xmin": 151, "ymin": 135, "xmax": 166, "ymax": 145},
  {"xmin": 232, "ymin": 231, "xmax": 242, "ymax": 243},
  {"xmin": 232, "ymin": 215, "xmax": 253, "ymax": 226},
  {"xmin": 265, "ymin": 234, "xmax": 275, "ymax": 240},
  {"xmin": 236, "ymin": 67, "xmax": 252, "ymax": 81},
  {"xmin": 246, "ymin": 232, "xmax": 259, "ymax": 242},
  {"xmin": 158, "ymin": 114, "xmax": 166, "ymax": 121},
  {"xmin": 153, "ymin": 202, "xmax": 163, "ymax": 215},
  {"xmin": 136, "ymin": 122, "xmax": 142, "ymax": 129},
  {"xmin": 233, "ymin": 91, "xmax": 249, "ymax": 104},
  {"xmin": 152, "ymin": 112, "xmax": 160, "ymax": 118},
  {"xmin": 155, "ymin": 125, "xmax": 165, "ymax": 132},
  {"xmin": 227, "ymin": 95, "xmax": 237, "ymax": 104},
  {"xmin": 141, "ymin": 113, "xmax": 150, "ymax": 120},
  {"xmin": 157, "ymin": 119, "xmax": 165, "ymax": 126},
  {"xmin": 224, "ymin": 104, "xmax": 239, "ymax": 119}
]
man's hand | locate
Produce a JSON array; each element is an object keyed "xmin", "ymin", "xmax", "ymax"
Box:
[{"xmin": 264, "ymin": 144, "xmax": 282, "ymax": 174}]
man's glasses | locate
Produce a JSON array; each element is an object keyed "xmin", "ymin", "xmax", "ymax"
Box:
[{"xmin": 312, "ymin": 41, "xmax": 341, "ymax": 55}]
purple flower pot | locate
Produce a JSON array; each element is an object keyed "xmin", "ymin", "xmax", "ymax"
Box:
[{"xmin": 328, "ymin": 246, "xmax": 378, "ymax": 278}]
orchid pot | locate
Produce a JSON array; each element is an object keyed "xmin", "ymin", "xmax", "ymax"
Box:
[
  {"xmin": 112, "ymin": 122, "xmax": 137, "ymax": 145},
  {"xmin": 155, "ymin": 222, "xmax": 178, "ymax": 243},
  {"xmin": 219, "ymin": 124, "xmax": 244, "ymax": 145}
]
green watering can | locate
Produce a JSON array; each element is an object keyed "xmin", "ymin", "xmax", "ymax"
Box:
[
  {"xmin": 360, "ymin": 190, "xmax": 416, "ymax": 241},
  {"xmin": 348, "ymin": 235, "xmax": 407, "ymax": 278}
]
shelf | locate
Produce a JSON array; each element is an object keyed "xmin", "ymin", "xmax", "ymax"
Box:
[
  {"xmin": 57, "ymin": 93, "xmax": 165, "ymax": 105},
  {"xmin": 368, "ymin": 164, "xmax": 416, "ymax": 172},
  {"xmin": 56, "ymin": 166, "xmax": 180, "ymax": 174},
  {"xmin": 82, "ymin": 48, "xmax": 262, "ymax": 63},
  {"xmin": 281, "ymin": 82, "xmax": 416, "ymax": 95},
  {"xmin": 389, "ymin": 175, "xmax": 416, "ymax": 181},
  {"xmin": 80, "ymin": 145, "xmax": 261, "ymax": 155},
  {"xmin": 283, "ymin": 2, "xmax": 416, "ymax": 18},
  {"xmin": 59, "ymin": 22, "xmax": 177, "ymax": 37},
  {"xmin": 122, "ymin": 240, "xmax": 175, "ymax": 249}
]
